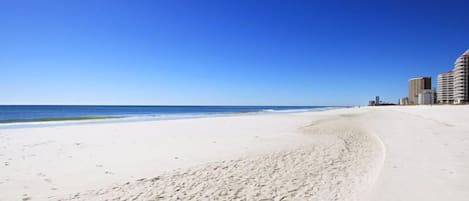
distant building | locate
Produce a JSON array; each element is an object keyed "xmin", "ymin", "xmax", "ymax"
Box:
[
  {"xmin": 453, "ymin": 49, "xmax": 469, "ymax": 104},
  {"xmin": 399, "ymin": 97, "xmax": 409, "ymax": 105},
  {"xmin": 408, "ymin": 77, "xmax": 431, "ymax": 105},
  {"xmin": 418, "ymin": 89, "xmax": 436, "ymax": 105},
  {"xmin": 368, "ymin": 96, "xmax": 395, "ymax": 106},
  {"xmin": 437, "ymin": 71, "xmax": 454, "ymax": 104}
]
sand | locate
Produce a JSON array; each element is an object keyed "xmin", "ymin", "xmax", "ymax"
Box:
[
  {"xmin": 363, "ymin": 106, "xmax": 469, "ymax": 201},
  {"xmin": 1, "ymin": 106, "xmax": 469, "ymax": 201}
]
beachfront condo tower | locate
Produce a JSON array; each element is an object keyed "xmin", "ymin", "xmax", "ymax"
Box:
[
  {"xmin": 453, "ymin": 49, "xmax": 469, "ymax": 104},
  {"xmin": 408, "ymin": 77, "xmax": 431, "ymax": 105},
  {"xmin": 437, "ymin": 71, "xmax": 454, "ymax": 104}
]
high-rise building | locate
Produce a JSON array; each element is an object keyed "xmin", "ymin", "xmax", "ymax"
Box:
[
  {"xmin": 453, "ymin": 49, "xmax": 469, "ymax": 104},
  {"xmin": 408, "ymin": 77, "xmax": 431, "ymax": 105},
  {"xmin": 418, "ymin": 89, "xmax": 436, "ymax": 105},
  {"xmin": 399, "ymin": 97, "xmax": 409, "ymax": 105},
  {"xmin": 437, "ymin": 71, "xmax": 454, "ymax": 104}
]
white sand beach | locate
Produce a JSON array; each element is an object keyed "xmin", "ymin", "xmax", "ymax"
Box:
[{"xmin": 1, "ymin": 106, "xmax": 468, "ymax": 201}]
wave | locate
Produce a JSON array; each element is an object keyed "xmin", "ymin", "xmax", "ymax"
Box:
[
  {"xmin": 0, "ymin": 116, "xmax": 123, "ymax": 124},
  {"xmin": 0, "ymin": 107, "xmax": 343, "ymax": 129}
]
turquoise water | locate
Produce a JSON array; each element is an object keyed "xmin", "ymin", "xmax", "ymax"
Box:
[{"xmin": 0, "ymin": 105, "xmax": 337, "ymax": 124}]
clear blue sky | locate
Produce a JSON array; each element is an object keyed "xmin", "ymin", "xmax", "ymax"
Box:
[{"xmin": 1, "ymin": 0, "xmax": 468, "ymax": 106}]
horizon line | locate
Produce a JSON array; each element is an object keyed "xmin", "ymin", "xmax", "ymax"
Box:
[{"xmin": 0, "ymin": 104, "xmax": 347, "ymax": 107}]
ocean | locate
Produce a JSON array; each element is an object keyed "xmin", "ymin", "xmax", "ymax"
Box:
[{"xmin": 0, "ymin": 105, "xmax": 337, "ymax": 125}]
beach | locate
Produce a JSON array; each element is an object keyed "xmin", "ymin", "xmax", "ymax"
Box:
[{"xmin": 1, "ymin": 106, "xmax": 468, "ymax": 200}]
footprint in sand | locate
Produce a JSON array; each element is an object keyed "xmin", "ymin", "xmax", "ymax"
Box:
[
  {"xmin": 44, "ymin": 178, "xmax": 52, "ymax": 183},
  {"xmin": 22, "ymin": 194, "xmax": 31, "ymax": 201},
  {"xmin": 105, "ymin": 171, "xmax": 115, "ymax": 175}
]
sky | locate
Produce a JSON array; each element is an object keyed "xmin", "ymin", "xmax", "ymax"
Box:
[{"xmin": 1, "ymin": 0, "xmax": 469, "ymax": 106}]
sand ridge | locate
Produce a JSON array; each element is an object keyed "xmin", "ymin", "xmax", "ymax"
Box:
[{"xmin": 58, "ymin": 116, "xmax": 385, "ymax": 201}]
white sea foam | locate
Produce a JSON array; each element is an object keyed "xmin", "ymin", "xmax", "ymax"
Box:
[{"xmin": 0, "ymin": 107, "xmax": 342, "ymax": 129}]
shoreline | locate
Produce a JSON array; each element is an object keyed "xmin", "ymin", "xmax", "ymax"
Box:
[
  {"xmin": 0, "ymin": 116, "xmax": 124, "ymax": 124},
  {"xmin": 0, "ymin": 106, "xmax": 342, "ymax": 129},
  {"xmin": 1, "ymin": 108, "xmax": 371, "ymax": 200},
  {"xmin": 1, "ymin": 106, "xmax": 468, "ymax": 200}
]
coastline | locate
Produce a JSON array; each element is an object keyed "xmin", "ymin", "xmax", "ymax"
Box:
[
  {"xmin": 0, "ymin": 116, "xmax": 124, "ymax": 124},
  {"xmin": 1, "ymin": 108, "xmax": 379, "ymax": 200},
  {"xmin": 1, "ymin": 106, "xmax": 468, "ymax": 200},
  {"xmin": 0, "ymin": 106, "xmax": 340, "ymax": 129}
]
